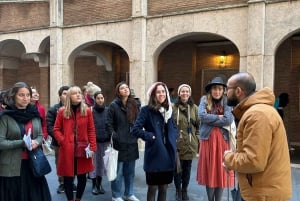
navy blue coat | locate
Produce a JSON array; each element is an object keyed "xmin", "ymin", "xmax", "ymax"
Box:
[{"xmin": 131, "ymin": 106, "xmax": 178, "ymax": 173}]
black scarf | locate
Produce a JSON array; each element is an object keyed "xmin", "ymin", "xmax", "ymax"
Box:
[
  {"xmin": 0, "ymin": 103, "xmax": 41, "ymax": 124},
  {"xmin": 93, "ymin": 104, "xmax": 105, "ymax": 113}
]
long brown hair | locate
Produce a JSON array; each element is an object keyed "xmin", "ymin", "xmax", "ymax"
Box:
[
  {"xmin": 115, "ymin": 81, "xmax": 139, "ymax": 124},
  {"xmin": 148, "ymin": 82, "xmax": 170, "ymax": 111}
]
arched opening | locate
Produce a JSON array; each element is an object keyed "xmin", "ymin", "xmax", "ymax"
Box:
[
  {"xmin": 69, "ymin": 41, "xmax": 130, "ymax": 103},
  {"xmin": 0, "ymin": 39, "xmax": 26, "ymax": 88},
  {"xmin": 274, "ymin": 33, "xmax": 300, "ymax": 156},
  {"xmin": 156, "ymin": 33, "xmax": 240, "ymax": 103},
  {"xmin": 0, "ymin": 38, "xmax": 50, "ymax": 108}
]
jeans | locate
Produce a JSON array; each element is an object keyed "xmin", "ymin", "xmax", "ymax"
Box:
[
  {"xmin": 111, "ymin": 160, "xmax": 136, "ymax": 198},
  {"xmin": 174, "ymin": 159, "xmax": 192, "ymax": 190}
]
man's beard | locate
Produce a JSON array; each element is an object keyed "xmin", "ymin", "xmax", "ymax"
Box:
[{"xmin": 227, "ymin": 96, "xmax": 239, "ymax": 107}]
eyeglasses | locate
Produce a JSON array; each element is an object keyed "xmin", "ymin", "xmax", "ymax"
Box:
[{"xmin": 227, "ymin": 86, "xmax": 237, "ymax": 90}]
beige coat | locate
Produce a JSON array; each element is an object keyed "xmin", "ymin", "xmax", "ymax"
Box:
[{"xmin": 224, "ymin": 88, "xmax": 292, "ymax": 200}]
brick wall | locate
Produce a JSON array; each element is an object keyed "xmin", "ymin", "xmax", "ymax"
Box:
[
  {"xmin": 289, "ymin": 40, "xmax": 300, "ymax": 142},
  {"xmin": 158, "ymin": 42, "xmax": 195, "ymax": 98},
  {"xmin": 74, "ymin": 48, "xmax": 129, "ymax": 104},
  {"xmin": 18, "ymin": 60, "xmax": 50, "ymax": 109},
  {"xmin": 0, "ymin": 60, "xmax": 49, "ymax": 109},
  {"xmin": 148, "ymin": 0, "xmax": 247, "ymax": 16},
  {"xmin": 274, "ymin": 38, "xmax": 300, "ymax": 142},
  {"xmin": 0, "ymin": 2, "xmax": 49, "ymax": 32},
  {"xmin": 0, "ymin": 69, "xmax": 18, "ymax": 89},
  {"xmin": 75, "ymin": 57, "xmax": 113, "ymax": 103},
  {"xmin": 63, "ymin": 0, "xmax": 132, "ymax": 26}
]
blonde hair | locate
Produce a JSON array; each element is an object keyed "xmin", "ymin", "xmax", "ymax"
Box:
[
  {"xmin": 206, "ymin": 86, "xmax": 225, "ymax": 112},
  {"xmin": 206, "ymin": 94, "xmax": 214, "ymax": 111},
  {"xmin": 63, "ymin": 86, "xmax": 88, "ymax": 118}
]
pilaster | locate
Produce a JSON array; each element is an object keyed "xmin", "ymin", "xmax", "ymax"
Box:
[
  {"xmin": 131, "ymin": 0, "xmax": 148, "ymax": 105},
  {"xmin": 247, "ymin": 0, "xmax": 266, "ymax": 89},
  {"xmin": 49, "ymin": 0, "xmax": 64, "ymax": 105}
]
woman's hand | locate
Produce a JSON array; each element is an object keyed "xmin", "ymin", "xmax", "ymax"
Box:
[
  {"xmin": 31, "ymin": 139, "xmax": 40, "ymax": 150},
  {"xmin": 89, "ymin": 151, "xmax": 94, "ymax": 158}
]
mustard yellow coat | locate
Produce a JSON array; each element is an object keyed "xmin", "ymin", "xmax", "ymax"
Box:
[{"xmin": 224, "ymin": 88, "xmax": 292, "ymax": 200}]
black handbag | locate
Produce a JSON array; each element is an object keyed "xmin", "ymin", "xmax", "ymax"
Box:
[{"xmin": 28, "ymin": 148, "xmax": 52, "ymax": 177}]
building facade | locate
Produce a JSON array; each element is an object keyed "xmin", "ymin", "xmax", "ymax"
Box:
[{"xmin": 0, "ymin": 0, "xmax": 300, "ymax": 143}]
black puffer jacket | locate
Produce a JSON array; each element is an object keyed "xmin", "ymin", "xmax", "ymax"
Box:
[
  {"xmin": 106, "ymin": 98, "xmax": 139, "ymax": 161},
  {"xmin": 46, "ymin": 102, "xmax": 63, "ymax": 146},
  {"xmin": 93, "ymin": 105, "xmax": 110, "ymax": 143}
]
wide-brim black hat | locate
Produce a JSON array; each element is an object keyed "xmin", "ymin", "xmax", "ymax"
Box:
[{"xmin": 205, "ymin": 76, "xmax": 227, "ymax": 93}]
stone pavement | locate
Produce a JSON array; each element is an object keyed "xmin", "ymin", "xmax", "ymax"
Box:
[{"xmin": 46, "ymin": 151, "xmax": 300, "ymax": 201}]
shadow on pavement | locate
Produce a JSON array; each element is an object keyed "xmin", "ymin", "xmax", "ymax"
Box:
[{"xmin": 46, "ymin": 151, "xmax": 300, "ymax": 201}]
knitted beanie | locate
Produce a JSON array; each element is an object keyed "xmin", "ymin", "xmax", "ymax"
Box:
[
  {"xmin": 177, "ymin": 84, "xmax": 192, "ymax": 95},
  {"xmin": 86, "ymin": 81, "xmax": 101, "ymax": 96}
]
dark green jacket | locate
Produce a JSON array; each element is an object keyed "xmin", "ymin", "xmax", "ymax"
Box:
[
  {"xmin": 173, "ymin": 103, "xmax": 200, "ymax": 160},
  {"xmin": 0, "ymin": 115, "xmax": 43, "ymax": 176}
]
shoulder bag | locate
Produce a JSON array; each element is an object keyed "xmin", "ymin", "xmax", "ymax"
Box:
[
  {"xmin": 74, "ymin": 120, "xmax": 90, "ymax": 158},
  {"xmin": 28, "ymin": 148, "xmax": 52, "ymax": 177}
]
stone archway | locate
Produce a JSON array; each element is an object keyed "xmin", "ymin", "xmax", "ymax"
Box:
[
  {"xmin": 0, "ymin": 37, "xmax": 50, "ymax": 108},
  {"xmin": 156, "ymin": 33, "xmax": 240, "ymax": 103},
  {"xmin": 0, "ymin": 39, "xmax": 25, "ymax": 88},
  {"xmin": 68, "ymin": 41, "xmax": 130, "ymax": 103},
  {"xmin": 274, "ymin": 33, "xmax": 300, "ymax": 147}
]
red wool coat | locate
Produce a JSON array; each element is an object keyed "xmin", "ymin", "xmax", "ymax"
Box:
[
  {"xmin": 36, "ymin": 101, "xmax": 48, "ymax": 139},
  {"xmin": 53, "ymin": 107, "xmax": 97, "ymax": 176}
]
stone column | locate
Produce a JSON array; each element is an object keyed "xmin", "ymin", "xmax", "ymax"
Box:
[
  {"xmin": 131, "ymin": 0, "xmax": 147, "ymax": 105},
  {"xmin": 247, "ymin": 0, "xmax": 266, "ymax": 89},
  {"xmin": 49, "ymin": 0, "xmax": 64, "ymax": 105},
  {"xmin": 131, "ymin": 0, "xmax": 147, "ymax": 151}
]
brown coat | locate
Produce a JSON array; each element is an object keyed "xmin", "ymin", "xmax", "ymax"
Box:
[
  {"xmin": 224, "ymin": 88, "xmax": 292, "ymax": 200},
  {"xmin": 54, "ymin": 107, "xmax": 96, "ymax": 176}
]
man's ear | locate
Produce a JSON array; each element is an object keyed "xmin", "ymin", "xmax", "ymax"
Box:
[{"xmin": 235, "ymin": 86, "xmax": 244, "ymax": 98}]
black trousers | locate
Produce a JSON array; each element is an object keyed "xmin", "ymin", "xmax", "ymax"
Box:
[
  {"xmin": 174, "ymin": 159, "xmax": 192, "ymax": 190},
  {"xmin": 64, "ymin": 174, "xmax": 86, "ymax": 200}
]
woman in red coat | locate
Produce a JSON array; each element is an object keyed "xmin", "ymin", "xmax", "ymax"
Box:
[
  {"xmin": 54, "ymin": 86, "xmax": 97, "ymax": 201},
  {"xmin": 30, "ymin": 86, "xmax": 48, "ymax": 139}
]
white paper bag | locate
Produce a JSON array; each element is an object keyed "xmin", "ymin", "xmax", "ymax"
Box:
[
  {"xmin": 229, "ymin": 121, "xmax": 236, "ymax": 151},
  {"xmin": 103, "ymin": 144, "xmax": 118, "ymax": 181},
  {"xmin": 42, "ymin": 137, "xmax": 53, "ymax": 155},
  {"xmin": 224, "ymin": 121, "xmax": 237, "ymax": 151}
]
